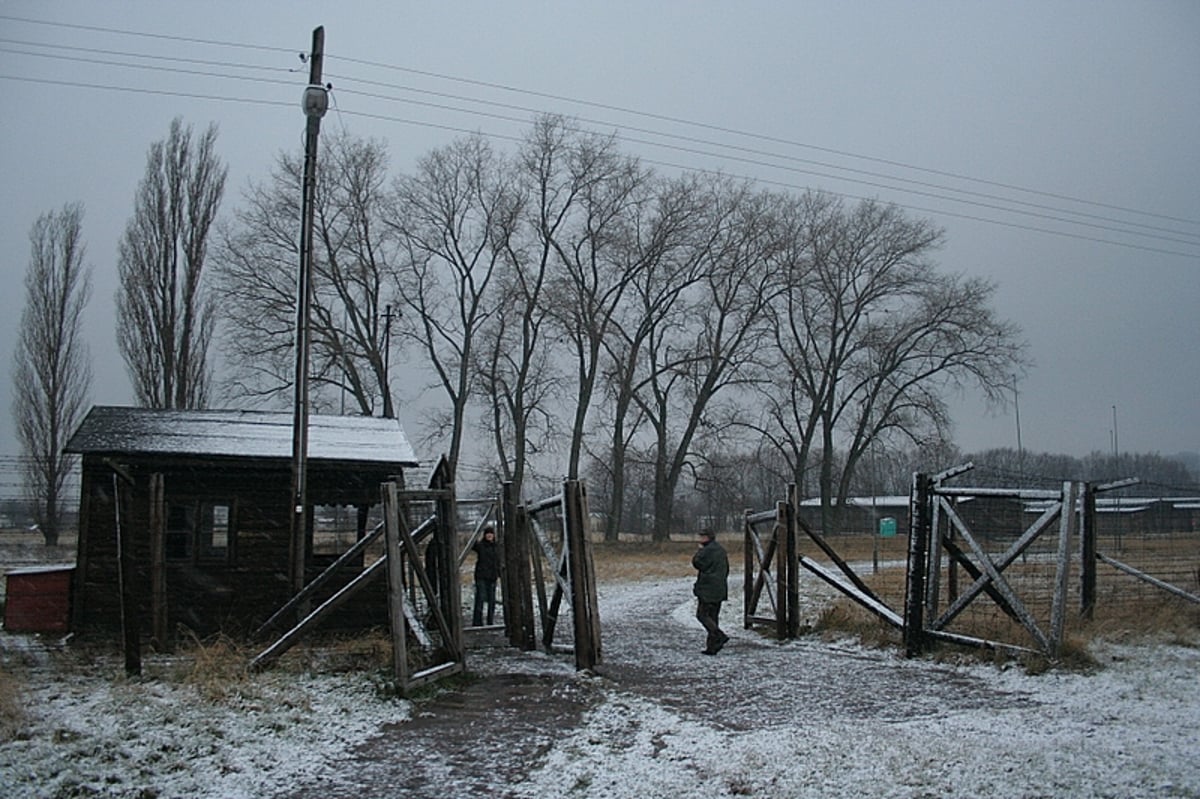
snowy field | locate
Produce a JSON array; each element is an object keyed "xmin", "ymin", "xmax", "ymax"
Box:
[{"xmin": 2, "ymin": 574, "xmax": 1198, "ymax": 798}]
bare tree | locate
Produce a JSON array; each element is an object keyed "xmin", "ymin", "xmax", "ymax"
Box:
[
  {"xmin": 762, "ymin": 193, "xmax": 1026, "ymax": 532},
  {"xmin": 388, "ymin": 133, "xmax": 520, "ymax": 480},
  {"xmin": 635, "ymin": 180, "xmax": 784, "ymax": 540},
  {"xmin": 216, "ymin": 133, "xmax": 399, "ymax": 415},
  {"xmin": 595, "ymin": 172, "xmax": 717, "ymax": 540},
  {"xmin": 116, "ymin": 117, "xmax": 226, "ymax": 409},
  {"xmin": 527, "ymin": 116, "xmax": 652, "ymax": 479},
  {"xmin": 474, "ymin": 233, "xmax": 561, "ymax": 499},
  {"xmin": 12, "ymin": 203, "xmax": 92, "ymax": 546}
]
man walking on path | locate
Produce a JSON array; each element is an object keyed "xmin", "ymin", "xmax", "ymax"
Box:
[{"xmin": 692, "ymin": 529, "xmax": 730, "ymax": 655}]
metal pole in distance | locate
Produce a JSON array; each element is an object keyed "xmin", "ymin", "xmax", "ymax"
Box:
[{"xmin": 289, "ymin": 27, "xmax": 327, "ymax": 597}]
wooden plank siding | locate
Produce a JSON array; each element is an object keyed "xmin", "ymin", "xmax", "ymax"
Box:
[{"xmin": 73, "ymin": 453, "xmax": 397, "ymax": 640}]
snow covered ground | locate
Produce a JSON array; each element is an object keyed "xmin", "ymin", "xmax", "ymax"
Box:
[{"xmin": 2, "ymin": 574, "xmax": 1198, "ymax": 798}]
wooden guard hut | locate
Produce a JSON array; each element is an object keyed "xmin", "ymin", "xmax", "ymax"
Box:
[{"xmin": 65, "ymin": 405, "xmax": 419, "ymax": 643}]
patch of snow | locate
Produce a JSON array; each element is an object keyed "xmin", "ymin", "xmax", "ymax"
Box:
[{"xmin": 2, "ymin": 575, "xmax": 1198, "ymax": 798}]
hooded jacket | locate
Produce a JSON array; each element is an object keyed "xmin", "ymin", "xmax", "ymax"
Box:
[{"xmin": 692, "ymin": 537, "xmax": 729, "ymax": 603}]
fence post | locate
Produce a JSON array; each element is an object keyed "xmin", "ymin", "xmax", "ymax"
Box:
[
  {"xmin": 565, "ymin": 479, "xmax": 601, "ymax": 669},
  {"xmin": 774, "ymin": 501, "xmax": 789, "ymax": 640},
  {"xmin": 1049, "ymin": 481, "xmax": 1079, "ymax": 657},
  {"xmin": 786, "ymin": 483, "xmax": 800, "ymax": 639},
  {"xmin": 431, "ymin": 463, "xmax": 463, "ymax": 661},
  {"xmin": 501, "ymin": 481, "xmax": 536, "ymax": 650},
  {"xmin": 903, "ymin": 472, "xmax": 932, "ymax": 657},
  {"xmin": 742, "ymin": 508, "xmax": 753, "ymax": 630},
  {"xmin": 1080, "ymin": 482, "xmax": 1097, "ymax": 620},
  {"xmin": 381, "ymin": 481, "xmax": 409, "ymax": 687}
]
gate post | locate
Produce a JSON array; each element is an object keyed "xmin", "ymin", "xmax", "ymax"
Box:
[
  {"xmin": 742, "ymin": 508, "xmax": 752, "ymax": 630},
  {"xmin": 903, "ymin": 472, "xmax": 932, "ymax": 657},
  {"xmin": 565, "ymin": 479, "xmax": 601, "ymax": 669},
  {"xmin": 431, "ymin": 464, "xmax": 463, "ymax": 661},
  {"xmin": 501, "ymin": 481, "xmax": 536, "ymax": 650},
  {"xmin": 1080, "ymin": 482, "xmax": 1097, "ymax": 620},
  {"xmin": 1049, "ymin": 481, "xmax": 1079, "ymax": 656},
  {"xmin": 786, "ymin": 484, "xmax": 800, "ymax": 639},
  {"xmin": 774, "ymin": 501, "xmax": 789, "ymax": 640}
]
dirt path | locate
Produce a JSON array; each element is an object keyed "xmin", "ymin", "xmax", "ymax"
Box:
[{"xmin": 283, "ymin": 576, "xmax": 1037, "ymax": 798}]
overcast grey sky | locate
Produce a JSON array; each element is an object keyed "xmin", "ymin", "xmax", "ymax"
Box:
[{"xmin": 1, "ymin": 1, "xmax": 1197, "ymax": 480}]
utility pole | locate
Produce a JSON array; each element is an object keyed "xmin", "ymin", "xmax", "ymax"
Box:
[
  {"xmin": 289, "ymin": 26, "xmax": 327, "ymax": 598},
  {"xmin": 382, "ymin": 303, "xmax": 395, "ymax": 419}
]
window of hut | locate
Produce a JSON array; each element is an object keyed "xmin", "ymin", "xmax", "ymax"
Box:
[
  {"xmin": 312, "ymin": 505, "xmax": 358, "ymax": 556},
  {"xmin": 197, "ymin": 503, "xmax": 231, "ymax": 561},
  {"xmin": 166, "ymin": 503, "xmax": 194, "ymax": 560},
  {"xmin": 167, "ymin": 500, "xmax": 234, "ymax": 563}
]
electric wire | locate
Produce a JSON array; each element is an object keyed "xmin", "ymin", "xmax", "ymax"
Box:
[{"xmin": 1, "ymin": 12, "xmax": 1195, "ymax": 253}]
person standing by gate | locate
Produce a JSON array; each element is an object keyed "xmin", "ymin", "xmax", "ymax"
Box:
[
  {"xmin": 692, "ymin": 529, "xmax": 730, "ymax": 655},
  {"xmin": 472, "ymin": 525, "xmax": 500, "ymax": 626}
]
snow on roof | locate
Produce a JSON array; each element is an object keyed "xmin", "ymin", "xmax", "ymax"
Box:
[
  {"xmin": 797, "ymin": 495, "xmax": 910, "ymax": 508},
  {"xmin": 4, "ymin": 563, "xmax": 75, "ymax": 576},
  {"xmin": 65, "ymin": 406, "xmax": 419, "ymax": 466}
]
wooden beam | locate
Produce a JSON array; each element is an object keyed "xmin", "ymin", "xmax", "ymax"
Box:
[
  {"xmin": 1049, "ymin": 482, "xmax": 1079, "ymax": 656},
  {"xmin": 903, "ymin": 472, "xmax": 931, "ymax": 657},
  {"xmin": 382, "ymin": 482, "xmax": 409, "ymax": 687},
  {"xmin": 795, "ymin": 516, "xmax": 884, "ymax": 605},
  {"xmin": 931, "ymin": 497, "xmax": 1062, "ymax": 631},
  {"xmin": 250, "ymin": 555, "xmax": 387, "ymax": 671},
  {"xmin": 253, "ymin": 520, "xmax": 393, "ymax": 637},
  {"xmin": 800, "ymin": 556, "xmax": 902, "ymax": 627},
  {"xmin": 404, "ymin": 661, "xmax": 465, "ymax": 692},
  {"xmin": 774, "ymin": 507, "xmax": 788, "ymax": 640},
  {"xmin": 1097, "ymin": 552, "xmax": 1200, "ymax": 605},
  {"xmin": 938, "ymin": 495, "xmax": 1051, "ymax": 653},
  {"xmin": 114, "ymin": 473, "xmax": 141, "ymax": 677},
  {"xmin": 149, "ymin": 473, "xmax": 167, "ymax": 648},
  {"xmin": 935, "ymin": 537, "xmax": 1021, "ymax": 625},
  {"xmin": 1080, "ymin": 483, "xmax": 1097, "ymax": 619}
]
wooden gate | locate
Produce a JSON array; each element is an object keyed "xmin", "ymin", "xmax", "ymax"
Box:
[
  {"xmin": 906, "ymin": 464, "xmax": 1089, "ymax": 659},
  {"xmin": 744, "ymin": 484, "xmax": 902, "ymax": 639},
  {"xmin": 251, "ymin": 459, "xmax": 464, "ymax": 696},
  {"xmin": 499, "ymin": 478, "xmax": 601, "ymax": 670},
  {"xmin": 1083, "ymin": 479, "xmax": 1200, "ymax": 612}
]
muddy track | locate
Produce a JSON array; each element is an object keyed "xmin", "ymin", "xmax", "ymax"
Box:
[{"xmin": 283, "ymin": 577, "xmax": 1036, "ymax": 798}]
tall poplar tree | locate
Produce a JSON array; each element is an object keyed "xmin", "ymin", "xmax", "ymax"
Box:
[
  {"xmin": 116, "ymin": 117, "xmax": 226, "ymax": 409},
  {"xmin": 12, "ymin": 203, "xmax": 92, "ymax": 546}
]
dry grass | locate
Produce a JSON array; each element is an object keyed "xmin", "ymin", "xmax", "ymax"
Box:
[
  {"xmin": 591, "ymin": 540, "xmax": 700, "ymax": 582},
  {"xmin": 174, "ymin": 629, "xmax": 253, "ymax": 701}
]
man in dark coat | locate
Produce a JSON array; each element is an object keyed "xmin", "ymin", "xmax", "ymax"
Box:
[
  {"xmin": 692, "ymin": 529, "xmax": 730, "ymax": 655},
  {"xmin": 472, "ymin": 526, "xmax": 500, "ymax": 626}
]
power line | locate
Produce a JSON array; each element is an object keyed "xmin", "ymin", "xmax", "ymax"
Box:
[
  {"xmin": 1, "ymin": 14, "xmax": 1197, "ymax": 258},
  {"xmin": 0, "ymin": 73, "xmax": 294, "ymax": 109},
  {"xmin": 0, "ymin": 13, "xmax": 296, "ymax": 56},
  {"xmin": 329, "ymin": 53, "xmax": 1200, "ymax": 229},
  {"xmin": 4, "ymin": 38, "xmax": 1195, "ymax": 252},
  {"xmin": 327, "ymin": 77, "xmax": 1198, "ymax": 244}
]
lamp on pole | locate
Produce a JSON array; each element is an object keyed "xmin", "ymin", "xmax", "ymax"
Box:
[
  {"xmin": 1112, "ymin": 403, "xmax": 1123, "ymax": 551},
  {"xmin": 381, "ymin": 303, "xmax": 395, "ymax": 419},
  {"xmin": 1111, "ymin": 404, "xmax": 1119, "ymax": 465},
  {"xmin": 288, "ymin": 26, "xmax": 327, "ymax": 597}
]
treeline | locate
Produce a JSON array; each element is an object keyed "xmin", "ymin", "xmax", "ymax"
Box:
[
  {"xmin": 19, "ymin": 115, "xmax": 1030, "ymax": 543},
  {"xmin": 582, "ymin": 443, "xmax": 1199, "ymax": 538}
]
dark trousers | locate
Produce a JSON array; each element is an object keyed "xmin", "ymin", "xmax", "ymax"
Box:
[
  {"xmin": 473, "ymin": 578, "xmax": 497, "ymax": 626},
  {"xmin": 696, "ymin": 600, "xmax": 726, "ymax": 652}
]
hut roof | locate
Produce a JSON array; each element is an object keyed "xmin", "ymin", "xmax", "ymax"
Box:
[{"xmin": 65, "ymin": 406, "xmax": 419, "ymax": 467}]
